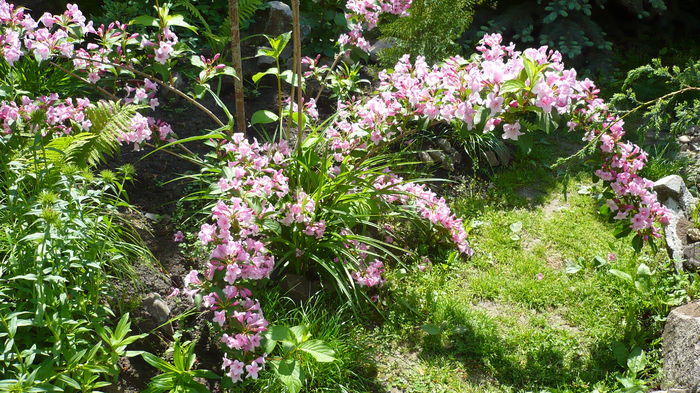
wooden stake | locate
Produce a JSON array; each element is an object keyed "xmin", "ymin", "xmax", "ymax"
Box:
[{"xmin": 228, "ymin": 0, "xmax": 246, "ymax": 135}]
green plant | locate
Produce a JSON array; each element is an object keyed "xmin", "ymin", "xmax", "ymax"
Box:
[
  {"xmin": 141, "ymin": 337, "xmax": 218, "ymax": 393},
  {"xmin": 263, "ymin": 325, "xmax": 336, "ymax": 393},
  {"xmin": 378, "ymin": 0, "xmax": 489, "ymax": 66},
  {"xmin": 610, "ymin": 58, "xmax": 700, "ymax": 137}
]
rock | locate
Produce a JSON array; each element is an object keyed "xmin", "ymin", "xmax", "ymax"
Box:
[
  {"xmin": 663, "ymin": 302, "xmax": 700, "ymax": 391},
  {"xmin": 688, "ymin": 125, "xmax": 700, "ymax": 136},
  {"xmin": 664, "ymin": 198, "xmax": 686, "ymax": 271},
  {"xmin": 689, "ymin": 227, "xmax": 700, "ymax": 243},
  {"xmin": 369, "ymin": 38, "xmax": 394, "ymax": 63},
  {"xmin": 262, "ymin": 1, "xmax": 292, "ymax": 37},
  {"xmin": 436, "ymin": 138, "xmax": 456, "ymax": 154},
  {"xmin": 142, "ymin": 293, "xmax": 171, "ymax": 327},
  {"xmin": 679, "ymin": 135, "xmax": 692, "ymax": 144},
  {"xmin": 281, "ymin": 274, "xmax": 321, "ymax": 301},
  {"xmin": 683, "ymin": 243, "xmax": 700, "ymax": 271},
  {"xmin": 450, "ymin": 151, "xmax": 463, "ymax": 164},
  {"xmin": 654, "ymin": 175, "xmax": 697, "ymax": 215},
  {"xmin": 256, "ymin": 1, "xmax": 293, "ymax": 67},
  {"xmin": 485, "ymin": 151, "xmax": 500, "ymax": 167},
  {"xmin": 428, "ymin": 150, "xmax": 447, "ymax": 163},
  {"xmin": 418, "ymin": 151, "xmax": 433, "ymax": 164}
]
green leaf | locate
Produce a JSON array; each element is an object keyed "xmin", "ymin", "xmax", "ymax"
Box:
[
  {"xmin": 289, "ymin": 325, "xmax": 309, "ymax": 344},
  {"xmin": 565, "ymin": 259, "xmax": 582, "ymax": 274},
  {"xmin": 141, "ymin": 352, "xmax": 178, "ymax": 373},
  {"xmin": 509, "ymin": 221, "xmax": 523, "ymax": 233},
  {"xmin": 274, "ymin": 359, "xmax": 303, "ymax": 393},
  {"xmin": 608, "ymin": 269, "xmax": 633, "ymax": 283},
  {"xmin": 165, "ymin": 15, "xmax": 197, "ymax": 33},
  {"xmin": 500, "ymin": 79, "xmax": 526, "ymax": 93},
  {"xmin": 269, "ymin": 325, "xmax": 293, "ymax": 342},
  {"xmin": 421, "ymin": 323, "xmax": 442, "ymax": 336},
  {"xmin": 626, "ymin": 347, "xmax": 647, "ymax": 375},
  {"xmin": 298, "ymin": 339, "xmax": 336, "ymax": 362},
  {"xmin": 252, "ymin": 67, "xmax": 278, "ymax": 84},
  {"xmin": 190, "ymin": 55, "xmax": 205, "ymax": 68},
  {"xmin": 631, "ymin": 234, "xmax": 644, "ymax": 253},
  {"xmin": 251, "ymin": 110, "xmax": 279, "ymax": 125},
  {"xmin": 130, "ymin": 15, "xmax": 159, "ymax": 27}
]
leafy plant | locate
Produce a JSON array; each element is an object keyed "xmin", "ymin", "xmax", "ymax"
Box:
[
  {"xmin": 141, "ymin": 338, "xmax": 218, "ymax": 393},
  {"xmin": 378, "ymin": 0, "xmax": 490, "ymax": 65},
  {"xmin": 264, "ymin": 325, "xmax": 336, "ymax": 393}
]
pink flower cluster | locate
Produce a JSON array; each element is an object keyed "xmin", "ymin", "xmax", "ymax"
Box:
[
  {"xmin": 0, "ymin": 94, "xmax": 91, "ymax": 134},
  {"xmin": 328, "ymin": 33, "xmax": 669, "ymax": 238},
  {"xmin": 339, "ymin": 0, "xmax": 412, "ymax": 51},
  {"xmin": 374, "ymin": 172, "xmax": 473, "ymax": 255},
  {"xmin": 352, "ymin": 259, "xmax": 385, "ymax": 287},
  {"xmin": 0, "ymin": 2, "xmax": 180, "ymax": 148}
]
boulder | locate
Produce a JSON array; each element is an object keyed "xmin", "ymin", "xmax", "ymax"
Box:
[
  {"xmin": 663, "ymin": 197, "xmax": 686, "ymax": 271},
  {"xmin": 256, "ymin": 1, "xmax": 293, "ymax": 67},
  {"xmin": 662, "ymin": 302, "xmax": 700, "ymax": 392},
  {"xmin": 654, "ymin": 175, "xmax": 696, "ymax": 214},
  {"xmin": 683, "ymin": 243, "xmax": 700, "ymax": 271},
  {"xmin": 679, "ymin": 135, "xmax": 692, "ymax": 144},
  {"xmin": 369, "ymin": 38, "xmax": 394, "ymax": 63},
  {"xmin": 141, "ymin": 293, "xmax": 172, "ymax": 329}
]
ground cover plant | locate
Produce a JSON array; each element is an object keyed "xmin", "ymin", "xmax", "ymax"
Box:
[{"xmin": 0, "ymin": 0, "xmax": 697, "ymax": 392}]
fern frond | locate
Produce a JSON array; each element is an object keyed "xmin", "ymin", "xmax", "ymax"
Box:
[
  {"xmin": 45, "ymin": 101, "xmax": 140, "ymax": 167},
  {"xmin": 176, "ymin": 0, "xmax": 213, "ymax": 35}
]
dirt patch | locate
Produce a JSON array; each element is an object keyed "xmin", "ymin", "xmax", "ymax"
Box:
[{"xmin": 542, "ymin": 196, "xmax": 570, "ymax": 219}]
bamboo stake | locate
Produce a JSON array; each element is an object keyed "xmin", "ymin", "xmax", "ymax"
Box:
[
  {"xmin": 228, "ymin": 0, "xmax": 247, "ymax": 135},
  {"xmin": 291, "ymin": 0, "xmax": 303, "ymax": 148}
]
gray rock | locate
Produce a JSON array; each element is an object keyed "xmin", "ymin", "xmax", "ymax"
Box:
[
  {"xmin": 263, "ymin": 1, "xmax": 292, "ymax": 37},
  {"xmin": 485, "ymin": 151, "xmax": 500, "ymax": 167},
  {"xmin": 436, "ymin": 138, "xmax": 456, "ymax": 154},
  {"xmin": 679, "ymin": 135, "xmax": 692, "ymax": 144},
  {"xmin": 663, "ymin": 302, "xmax": 700, "ymax": 392},
  {"xmin": 683, "ymin": 243, "xmax": 700, "ymax": 272},
  {"xmin": 142, "ymin": 293, "xmax": 171, "ymax": 326},
  {"xmin": 689, "ymin": 227, "xmax": 700, "ymax": 243},
  {"xmin": 256, "ymin": 1, "xmax": 293, "ymax": 67},
  {"xmin": 688, "ymin": 125, "xmax": 700, "ymax": 136},
  {"xmin": 663, "ymin": 197, "xmax": 686, "ymax": 271},
  {"xmin": 418, "ymin": 151, "xmax": 433, "ymax": 164},
  {"xmin": 281, "ymin": 274, "xmax": 320, "ymax": 301},
  {"xmin": 369, "ymin": 38, "xmax": 394, "ymax": 63},
  {"xmin": 654, "ymin": 175, "xmax": 697, "ymax": 214}
]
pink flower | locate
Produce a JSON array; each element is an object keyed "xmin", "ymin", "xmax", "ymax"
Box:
[
  {"xmin": 502, "ymin": 122, "xmax": 524, "ymax": 141},
  {"xmin": 213, "ymin": 310, "xmax": 226, "ymax": 326},
  {"xmin": 536, "ymin": 273, "xmax": 544, "ymax": 280},
  {"xmin": 173, "ymin": 231, "xmax": 184, "ymax": 242}
]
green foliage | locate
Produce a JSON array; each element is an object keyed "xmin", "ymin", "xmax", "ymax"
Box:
[
  {"xmin": 263, "ymin": 325, "xmax": 336, "ymax": 393},
  {"xmin": 300, "ymin": 0, "xmax": 347, "ymax": 57},
  {"xmin": 141, "ymin": 337, "xmax": 218, "ymax": 393},
  {"xmin": 610, "ymin": 58, "xmax": 700, "ymax": 137},
  {"xmin": 0, "ymin": 57, "xmax": 83, "ymax": 99},
  {"xmin": 467, "ymin": 0, "xmax": 670, "ymax": 72},
  {"xmin": 378, "ymin": 0, "xmax": 489, "ymax": 66},
  {"xmin": 45, "ymin": 101, "xmax": 142, "ymax": 167},
  {"xmin": 0, "ymin": 156, "xmax": 149, "ymax": 391}
]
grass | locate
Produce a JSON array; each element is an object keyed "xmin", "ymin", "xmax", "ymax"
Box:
[{"xmin": 264, "ymin": 134, "xmax": 697, "ymax": 393}]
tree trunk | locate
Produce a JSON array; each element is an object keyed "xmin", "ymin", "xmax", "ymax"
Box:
[{"xmin": 228, "ymin": 0, "xmax": 246, "ymax": 135}]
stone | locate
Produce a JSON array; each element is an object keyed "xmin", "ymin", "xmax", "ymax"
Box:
[
  {"xmin": 654, "ymin": 175, "xmax": 697, "ymax": 215},
  {"xmin": 436, "ymin": 138, "xmax": 456, "ymax": 154},
  {"xmin": 683, "ymin": 243, "xmax": 700, "ymax": 271},
  {"xmin": 262, "ymin": 1, "xmax": 292, "ymax": 37},
  {"xmin": 679, "ymin": 135, "xmax": 692, "ymax": 144},
  {"xmin": 664, "ymin": 197, "xmax": 686, "ymax": 271},
  {"xmin": 142, "ymin": 293, "xmax": 171, "ymax": 326},
  {"xmin": 418, "ymin": 151, "xmax": 433, "ymax": 164},
  {"xmin": 485, "ymin": 151, "xmax": 499, "ymax": 167},
  {"xmin": 689, "ymin": 227, "xmax": 700, "ymax": 243},
  {"xmin": 369, "ymin": 38, "xmax": 394, "ymax": 63},
  {"xmin": 662, "ymin": 302, "xmax": 700, "ymax": 391},
  {"xmin": 688, "ymin": 125, "xmax": 700, "ymax": 136},
  {"xmin": 256, "ymin": 1, "xmax": 293, "ymax": 67}
]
